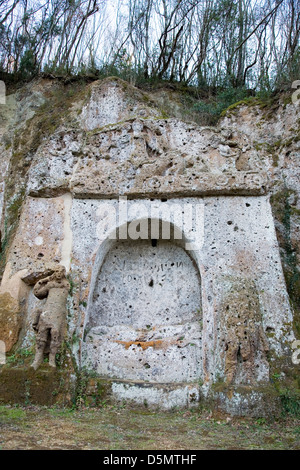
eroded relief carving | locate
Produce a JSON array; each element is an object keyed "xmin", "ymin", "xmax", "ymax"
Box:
[
  {"xmin": 220, "ymin": 279, "xmax": 269, "ymax": 385},
  {"xmin": 31, "ymin": 266, "xmax": 69, "ymax": 370}
]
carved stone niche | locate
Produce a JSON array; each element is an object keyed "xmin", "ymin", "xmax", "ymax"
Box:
[{"xmin": 82, "ymin": 222, "xmax": 203, "ymax": 386}]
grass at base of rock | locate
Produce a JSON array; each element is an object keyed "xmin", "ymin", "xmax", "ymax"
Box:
[{"xmin": 0, "ymin": 404, "xmax": 299, "ymax": 450}]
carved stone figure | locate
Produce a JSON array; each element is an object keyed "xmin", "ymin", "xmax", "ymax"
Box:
[
  {"xmin": 31, "ymin": 266, "xmax": 70, "ymax": 370},
  {"xmin": 221, "ymin": 280, "xmax": 269, "ymax": 385}
]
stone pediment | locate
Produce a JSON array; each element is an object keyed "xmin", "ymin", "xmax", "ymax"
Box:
[{"xmin": 26, "ymin": 78, "xmax": 268, "ymax": 198}]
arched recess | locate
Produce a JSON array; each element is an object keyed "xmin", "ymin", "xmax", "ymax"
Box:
[{"xmin": 81, "ymin": 218, "xmax": 203, "ymax": 384}]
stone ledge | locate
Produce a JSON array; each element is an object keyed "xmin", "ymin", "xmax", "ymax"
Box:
[
  {"xmin": 208, "ymin": 384, "xmax": 282, "ymax": 418},
  {"xmin": 80, "ymin": 377, "xmax": 284, "ymax": 416},
  {"xmin": 84, "ymin": 376, "xmax": 201, "ymax": 409},
  {"xmin": 0, "ymin": 367, "xmax": 286, "ymax": 417},
  {"xmin": 0, "ymin": 365, "xmax": 75, "ymax": 406},
  {"xmin": 28, "ymin": 172, "xmax": 269, "ymax": 199}
]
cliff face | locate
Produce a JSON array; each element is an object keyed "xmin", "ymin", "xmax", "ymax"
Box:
[
  {"xmin": 0, "ymin": 77, "xmax": 299, "ymax": 414},
  {"xmin": 220, "ymin": 97, "xmax": 300, "ymax": 331}
]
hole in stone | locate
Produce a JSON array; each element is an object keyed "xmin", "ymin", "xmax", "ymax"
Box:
[
  {"xmin": 149, "ymin": 279, "xmax": 154, "ymax": 287},
  {"xmin": 227, "ymin": 221, "xmax": 233, "ymax": 225},
  {"xmin": 151, "ymin": 239, "xmax": 157, "ymax": 247}
]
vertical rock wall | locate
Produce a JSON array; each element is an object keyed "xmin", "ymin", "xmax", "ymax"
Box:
[{"xmin": 0, "ymin": 77, "xmax": 298, "ymax": 413}]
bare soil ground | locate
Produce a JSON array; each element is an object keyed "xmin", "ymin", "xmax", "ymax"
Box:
[{"xmin": 0, "ymin": 404, "xmax": 299, "ymax": 450}]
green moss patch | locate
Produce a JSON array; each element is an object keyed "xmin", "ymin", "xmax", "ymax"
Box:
[{"xmin": 0, "ymin": 366, "xmax": 74, "ymax": 407}]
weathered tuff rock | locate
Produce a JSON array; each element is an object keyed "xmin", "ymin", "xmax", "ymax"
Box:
[
  {"xmin": 0, "ymin": 292, "xmax": 21, "ymax": 352},
  {"xmin": 21, "ymin": 78, "xmax": 268, "ymax": 199},
  {"xmin": 0, "ymin": 77, "xmax": 299, "ymax": 414},
  {"xmin": 219, "ymin": 99, "xmax": 300, "ymax": 327},
  {"xmin": 219, "ymin": 278, "xmax": 269, "ymax": 386}
]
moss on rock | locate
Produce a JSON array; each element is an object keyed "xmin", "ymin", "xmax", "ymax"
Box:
[
  {"xmin": 0, "ymin": 365, "xmax": 75, "ymax": 406},
  {"xmin": 0, "ymin": 293, "xmax": 21, "ymax": 352}
]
